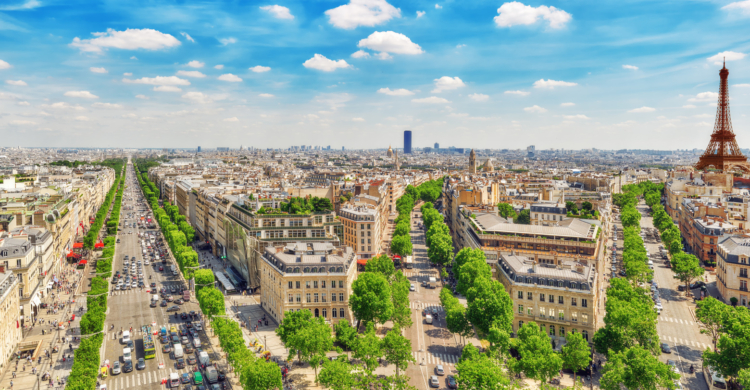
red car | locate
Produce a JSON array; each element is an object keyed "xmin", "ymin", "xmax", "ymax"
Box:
[{"xmin": 159, "ymin": 266, "xmax": 164, "ymax": 271}]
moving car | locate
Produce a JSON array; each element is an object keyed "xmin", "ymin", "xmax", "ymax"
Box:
[
  {"xmin": 447, "ymin": 375, "xmax": 457, "ymax": 389},
  {"xmin": 429, "ymin": 376, "xmax": 440, "ymax": 388},
  {"xmin": 112, "ymin": 361, "xmax": 121, "ymax": 375},
  {"xmin": 436, "ymin": 364, "xmax": 444, "ymax": 376},
  {"xmin": 167, "ymin": 305, "xmax": 180, "ymax": 312},
  {"xmin": 123, "ymin": 361, "xmax": 133, "ymax": 373},
  {"xmin": 661, "ymin": 343, "xmax": 671, "ymax": 354},
  {"xmin": 410, "ymin": 284, "xmax": 416, "ymax": 291},
  {"xmin": 136, "ymin": 358, "xmax": 146, "ymax": 370}
]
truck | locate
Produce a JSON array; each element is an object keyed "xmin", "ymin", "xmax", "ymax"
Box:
[
  {"xmin": 198, "ymin": 351, "xmax": 210, "ymax": 368},
  {"xmin": 428, "ymin": 277, "xmax": 437, "ymax": 289},
  {"xmin": 405, "ymin": 256, "xmax": 413, "ymax": 269}
]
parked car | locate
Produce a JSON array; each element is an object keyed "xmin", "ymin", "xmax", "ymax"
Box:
[
  {"xmin": 429, "ymin": 376, "xmax": 440, "ymax": 388},
  {"xmin": 447, "ymin": 375, "xmax": 457, "ymax": 389},
  {"xmin": 112, "ymin": 361, "xmax": 122, "ymax": 375},
  {"xmin": 661, "ymin": 343, "xmax": 671, "ymax": 354},
  {"xmin": 690, "ymin": 281, "xmax": 706, "ymax": 289},
  {"xmin": 137, "ymin": 358, "xmax": 146, "ymax": 370}
]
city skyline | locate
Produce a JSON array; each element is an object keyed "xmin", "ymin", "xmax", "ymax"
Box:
[{"xmin": 1, "ymin": 0, "xmax": 750, "ymax": 149}]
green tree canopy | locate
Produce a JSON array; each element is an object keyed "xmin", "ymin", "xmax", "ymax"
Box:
[{"xmin": 350, "ymin": 272, "xmax": 394, "ymax": 325}]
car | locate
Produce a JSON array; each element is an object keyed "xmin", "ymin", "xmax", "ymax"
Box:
[
  {"xmin": 163, "ymin": 344, "xmax": 172, "ymax": 353},
  {"xmin": 168, "ymin": 305, "xmax": 180, "ymax": 312},
  {"xmin": 447, "ymin": 375, "xmax": 457, "ymax": 389},
  {"xmin": 410, "ymin": 284, "xmax": 416, "ymax": 291},
  {"xmin": 421, "ymin": 281, "xmax": 428, "ymax": 287},
  {"xmin": 171, "ymin": 286, "xmax": 177, "ymax": 293},
  {"xmin": 176, "ymin": 358, "xmax": 186, "ymax": 369},
  {"xmin": 190, "ymin": 311, "xmax": 197, "ymax": 319},
  {"xmin": 187, "ymin": 355, "xmax": 197, "ymax": 365},
  {"xmin": 667, "ymin": 360, "xmax": 679, "ymax": 374},
  {"xmin": 161, "ymin": 300, "xmax": 168, "ymax": 307},
  {"xmin": 182, "ymin": 373, "xmax": 191, "ymax": 384},
  {"xmin": 161, "ymin": 335, "xmax": 170, "ymax": 344},
  {"xmin": 151, "ymin": 282, "xmax": 156, "ymax": 287},
  {"xmin": 210, "ymin": 385, "xmax": 222, "ymax": 390},
  {"xmin": 690, "ymin": 281, "xmax": 706, "ymax": 289},
  {"xmin": 137, "ymin": 358, "xmax": 146, "ymax": 370},
  {"xmin": 181, "ymin": 312, "xmax": 189, "ymax": 320},
  {"xmin": 189, "ymin": 328, "xmax": 198, "ymax": 338},
  {"xmin": 195, "ymin": 323, "xmax": 203, "ymax": 331},
  {"xmin": 678, "ymin": 285, "xmax": 686, "ymax": 291},
  {"xmin": 167, "ymin": 295, "xmax": 174, "ymax": 302},
  {"xmin": 159, "ymin": 266, "xmax": 164, "ymax": 271},
  {"xmin": 181, "ymin": 336, "xmax": 190, "ymax": 345},
  {"xmin": 429, "ymin": 375, "xmax": 440, "ymax": 388},
  {"xmin": 112, "ymin": 361, "xmax": 122, "ymax": 375},
  {"xmin": 184, "ymin": 385, "xmax": 193, "ymax": 390},
  {"xmin": 436, "ymin": 364, "xmax": 445, "ymax": 376},
  {"xmin": 431, "ymin": 307, "xmax": 438, "ymax": 316},
  {"xmin": 115, "ymin": 285, "xmax": 121, "ymax": 291},
  {"xmin": 131, "ymin": 256, "xmax": 136, "ymax": 261},
  {"xmin": 123, "ymin": 360, "xmax": 133, "ymax": 373},
  {"xmin": 661, "ymin": 343, "xmax": 671, "ymax": 353},
  {"xmin": 172, "ymin": 335, "xmax": 180, "ymax": 344},
  {"xmin": 214, "ymin": 364, "xmax": 226, "ymax": 381},
  {"xmin": 126, "ymin": 340, "xmax": 134, "ymax": 350}
]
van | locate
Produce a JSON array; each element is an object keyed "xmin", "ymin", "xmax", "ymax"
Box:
[
  {"xmin": 206, "ymin": 367, "xmax": 219, "ymax": 384},
  {"xmin": 122, "ymin": 331, "xmax": 131, "ymax": 344},
  {"xmin": 193, "ymin": 337, "xmax": 201, "ymax": 348},
  {"xmin": 428, "ymin": 277, "xmax": 437, "ymax": 289},
  {"xmin": 123, "ymin": 347, "xmax": 132, "ymax": 362},
  {"xmin": 183, "ymin": 290, "xmax": 190, "ymax": 302},
  {"xmin": 198, "ymin": 351, "xmax": 210, "ymax": 367},
  {"xmin": 647, "ymin": 260, "xmax": 654, "ymax": 269},
  {"xmin": 425, "ymin": 314, "xmax": 433, "ymax": 324},
  {"xmin": 170, "ymin": 265, "xmax": 176, "ymax": 272},
  {"xmin": 173, "ymin": 344, "xmax": 184, "ymax": 359},
  {"xmin": 169, "ymin": 373, "xmax": 180, "ymax": 388}
]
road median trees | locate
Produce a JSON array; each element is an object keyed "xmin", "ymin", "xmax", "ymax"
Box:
[
  {"xmin": 349, "ymin": 272, "xmax": 393, "ymax": 327},
  {"xmin": 600, "ymin": 345, "xmax": 679, "ymax": 390},
  {"xmin": 511, "ymin": 322, "xmax": 563, "ymax": 386},
  {"xmin": 671, "ymin": 252, "xmax": 704, "ymax": 294}
]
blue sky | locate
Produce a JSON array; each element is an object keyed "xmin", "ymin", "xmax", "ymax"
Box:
[{"xmin": 2, "ymin": 0, "xmax": 750, "ymax": 150}]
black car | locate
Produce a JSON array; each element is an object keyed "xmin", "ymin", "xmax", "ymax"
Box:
[
  {"xmin": 214, "ymin": 364, "xmax": 226, "ymax": 381},
  {"xmin": 123, "ymin": 360, "xmax": 133, "ymax": 373},
  {"xmin": 161, "ymin": 300, "xmax": 169, "ymax": 307},
  {"xmin": 176, "ymin": 358, "xmax": 185, "ymax": 369},
  {"xmin": 172, "ymin": 335, "xmax": 180, "ymax": 344},
  {"xmin": 690, "ymin": 281, "xmax": 706, "ymax": 289},
  {"xmin": 136, "ymin": 358, "xmax": 146, "ymax": 370},
  {"xmin": 163, "ymin": 344, "xmax": 172, "ymax": 353},
  {"xmin": 181, "ymin": 312, "xmax": 189, "ymax": 320},
  {"xmin": 151, "ymin": 282, "xmax": 156, "ymax": 287},
  {"xmin": 447, "ymin": 375, "xmax": 457, "ymax": 389}
]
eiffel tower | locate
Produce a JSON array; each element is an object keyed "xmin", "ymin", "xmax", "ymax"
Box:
[{"xmin": 694, "ymin": 60, "xmax": 750, "ymax": 173}]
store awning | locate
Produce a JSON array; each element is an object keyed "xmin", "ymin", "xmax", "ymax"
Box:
[
  {"xmin": 94, "ymin": 243, "xmax": 104, "ymax": 248},
  {"xmin": 73, "ymin": 243, "xmax": 83, "ymax": 249},
  {"xmin": 357, "ymin": 259, "xmax": 368, "ymax": 266},
  {"xmin": 78, "ymin": 260, "xmax": 88, "ymax": 266},
  {"xmin": 47, "ymin": 281, "xmax": 54, "ymax": 289},
  {"xmin": 30, "ymin": 294, "xmax": 41, "ymax": 307}
]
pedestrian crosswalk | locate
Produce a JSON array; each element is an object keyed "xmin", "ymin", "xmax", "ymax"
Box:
[
  {"xmin": 109, "ymin": 289, "xmax": 148, "ymax": 296},
  {"xmin": 108, "ymin": 368, "xmax": 191, "ymax": 390},
  {"xmin": 660, "ymin": 336, "xmax": 711, "ymax": 350},
  {"xmin": 409, "ymin": 303, "xmax": 445, "ymax": 312},
  {"xmin": 658, "ymin": 316, "xmax": 695, "ymax": 326},
  {"xmin": 412, "ymin": 352, "xmax": 459, "ymax": 366}
]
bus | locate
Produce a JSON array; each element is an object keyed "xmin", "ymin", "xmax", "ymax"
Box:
[
  {"xmin": 142, "ymin": 325, "xmax": 156, "ymax": 359},
  {"xmin": 405, "ymin": 256, "xmax": 413, "ymax": 269}
]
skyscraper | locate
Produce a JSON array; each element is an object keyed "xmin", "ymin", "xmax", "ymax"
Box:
[
  {"xmin": 404, "ymin": 130, "xmax": 412, "ymax": 154},
  {"xmin": 197, "ymin": 146, "xmax": 201, "ymax": 153}
]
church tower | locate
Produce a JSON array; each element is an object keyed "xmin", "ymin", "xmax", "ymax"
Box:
[{"xmin": 469, "ymin": 149, "xmax": 477, "ymax": 174}]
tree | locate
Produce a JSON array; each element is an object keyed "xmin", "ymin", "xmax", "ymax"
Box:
[
  {"xmin": 456, "ymin": 258, "xmax": 492, "ymax": 296},
  {"xmin": 196, "ymin": 287, "xmax": 225, "ymax": 318},
  {"xmin": 350, "ymin": 272, "xmax": 394, "ymax": 326},
  {"xmin": 289, "ymin": 316, "xmax": 333, "ymax": 381},
  {"xmin": 512, "ymin": 322, "xmax": 563, "ymax": 386},
  {"xmin": 240, "ymin": 358, "xmax": 283, "ymax": 390},
  {"xmin": 466, "ymin": 277, "xmax": 514, "ymax": 335},
  {"xmin": 703, "ymin": 306, "xmax": 750, "ymax": 379},
  {"xmin": 382, "ymin": 329, "xmax": 415, "ymax": 377},
  {"xmin": 393, "ymin": 221, "xmax": 411, "ymax": 237},
  {"xmin": 581, "ymin": 201, "xmax": 593, "ymax": 212},
  {"xmin": 390, "ymin": 271, "xmax": 413, "ymax": 329},
  {"xmin": 427, "ymin": 233, "xmax": 453, "ymax": 266},
  {"xmin": 459, "ymin": 343, "xmax": 481, "ymax": 363},
  {"xmin": 353, "ymin": 323, "xmax": 383, "ymax": 376},
  {"xmin": 738, "ymin": 369, "xmax": 750, "ymax": 389},
  {"xmin": 446, "ymin": 305, "xmax": 472, "ymax": 344},
  {"xmin": 561, "ymin": 332, "xmax": 592, "ymax": 385},
  {"xmin": 566, "ymin": 201, "xmax": 579, "ymax": 215},
  {"xmin": 594, "ymin": 285, "xmax": 659, "ymax": 356},
  {"xmin": 455, "ymin": 353, "xmax": 511, "ymax": 390},
  {"xmin": 671, "ymin": 252, "xmax": 704, "ymax": 295},
  {"xmin": 390, "ymin": 234, "xmax": 413, "ymax": 257},
  {"xmin": 426, "ymin": 222, "xmax": 450, "ymax": 248},
  {"xmin": 318, "ymin": 357, "xmax": 358, "ymax": 390},
  {"xmin": 276, "ymin": 309, "xmax": 314, "ymax": 362},
  {"xmin": 514, "ymin": 209, "xmax": 531, "ymax": 224},
  {"xmin": 365, "ymin": 254, "xmax": 396, "ymax": 281},
  {"xmin": 695, "ymin": 297, "xmax": 730, "ymax": 349},
  {"xmin": 497, "ymin": 203, "xmax": 517, "ymax": 219},
  {"xmin": 600, "ymin": 346, "xmax": 679, "ymax": 390},
  {"xmin": 333, "ymin": 319, "xmax": 357, "ymax": 351},
  {"xmin": 454, "ymin": 248, "xmax": 485, "ymax": 283}
]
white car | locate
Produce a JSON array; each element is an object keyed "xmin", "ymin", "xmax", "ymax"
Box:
[
  {"xmin": 410, "ymin": 284, "xmax": 416, "ymax": 291},
  {"xmin": 429, "ymin": 376, "xmax": 439, "ymax": 388}
]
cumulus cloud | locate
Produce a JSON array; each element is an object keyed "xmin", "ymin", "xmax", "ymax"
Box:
[
  {"xmin": 260, "ymin": 5, "xmax": 294, "ymax": 19},
  {"xmin": 75, "ymin": 116, "xmax": 89, "ymax": 121},
  {"xmin": 494, "ymin": 2, "xmax": 571, "ymax": 29},
  {"xmin": 6, "ymin": 80, "xmax": 27, "ymax": 86},
  {"xmin": 560, "ymin": 102, "xmax": 575, "ymax": 107},
  {"xmin": 250, "ymin": 66, "xmax": 271, "ymax": 73},
  {"xmin": 214, "ymin": 64, "xmax": 224, "ymax": 70},
  {"xmin": 186, "ymin": 60, "xmax": 204, "ymax": 68},
  {"xmin": 352, "ymin": 117, "xmax": 365, "ymax": 122},
  {"xmin": 563, "ymin": 114, "xmax": 589, "ymax": 119},
  {"xmin": 176, "ymin": 70, "xmax": 206, "ymax": 78},
  {"xmin": 135, "ymin": 95, "xmax": 149, "ymax": 99},
  {"xmin": 130, "ymin": 56, "xmax": 138, "ymax": 60},
  {"xmin": 183, "ymin": 92, "xmax": 214, "ymax": 104},
  {"xmin": 10, "ymin": 120, "xmax": 36, "ymax": 125},
  {"xmin": 91, "ymin": 102, "xmax": 123, "ymax": 109},
  {"xmin": 432, "ymin": 76, "xmax": 465, "ymax": 93},
  {"xmin": 358, "ymin": 31, "xmax": 423, "ymax": 55},
  {"xmin": 259, "ymin": 93, "xmax": 275, "ymax": 98},
  {"xmin": 628, "ymin": 106, "xmax": 656, "ymax": 113},
  {"xmin": 734, "ymin": 84, "xmax": 750, "ymax": 87},
  {"xmin": 64, "ymin": 91, "xmax": 99, "ymax": 99},
  {"xmin": 123, "ymin": 72, "xmax": 132, "ymax": 76},
  {"xmin": 303, "ymin": 54, "xmax": 351, "ymax": 72},
  {"xmin": 219, "ymin": 37, "xmax": 237, "ymax": 46},
  {"xmin": 533, "ymin": 79, "xmax": 577, "ymax": 89},
  {"xmin": 707, "ymin": 51, "xmax": 745, "ymax": 65},
  {"xmin": 417, "ymin": 10, "xmax": 425, "ymax": 17},
  {"xmin": 435, "ymin": 4, "xmax": 442, "ymax": 9},
  {"xmin": 218, "ymin": 73, "xmax": 242, "ymax": 82},
  {"xmin": 153, "ymin": 86, "xmax": 182, "ymax": 92},
  {"xmin": 622, "ymin": 64, "xmax": 638, "ymax": 70},
  {"xmin": 722, "ymin": 1, "xmax": 750, "ymax": 15},
  {"xmin": 325, "ymin": 0, "xmax": 401, "ymax": 29},
  {"xmin": 375, "ymin": 52, "xmax": 392, "ymax": 60},
  {"xmin": 468, "ymin": 93, "xmax": 489, "ymax": 102},
  {"xmin": 378, "ymin": 87, "xmax": 414, "ymax": 96},
  {"xmin": 223, "ymin": 117, "xmax": 239, "ymax": 122},
  {"xmin": 17, "ymin": 101, "xmax": 29, "ymax": 106},
  {"xmin": 524, "ymin": 105, "xmax": 547, "ymax": 113},
  {"xmin": 688, "ymin": 91, "xmax": 718, "ymax": 102},
  {"xmin": 123, "ymin": 76, "xmax": 190, "ymax": 86},
  {"xmin": 412, "ymin": 96, "xmax": 450, "ymax": 104},
  {"xmin": 122, "ymin": 113, "xmax": 138, "ymax": 118},
  {"xmin": 180, "ymin": 32, "xmax": 195, "ymax": 43},
  {"xmin": 0, "ymin": 60, "xmax": 11, "ymax": 70},
  {"xmin": 70, "ymin": 28, "xmax": 181, "ymax": 53},
  {"xmin": 504, "ymin": 90, "xmax": 529, "ymax": 96},
  {"xmin": 44, "ymin": 102, "xmax": 85, "ymax": 111},
  {"xmin": 351, "ymin": 50, "xmax": 370, "ymax": 58},
  {"xmin": 90, "ymin": 67, "xmax": 107, "ymax": 74}
]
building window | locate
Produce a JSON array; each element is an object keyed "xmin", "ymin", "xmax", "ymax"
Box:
[
  {"xmin": 314, "ymin": 281, "xmax": 318, "ymax": 288},
  {"xmin": 539, "ymin": 307, "xmax": 546, "ymax": 318},
  {"xmin": 321, "ymin": 281, "xmax": 326, "ymax": 288},
  {"xmin": 306, "ymin": 293, "xmax": 311, "ymax": 303},
  {"xmin": 527, "ymin": 292, "xmax": 533, "ymax": 300},
  {"xmin": 296, "ymin": 281, "xmax": 300, "ymax": 289},
  {"xmin": 290, "ymin": 230, "xmax": 307, "ymax": 238},
  {"xmin": 296, "ymin": 294, "xmax": 301, "ymax": 303},
  {"xmin": 339, "ymin": 293, "xmax": 344, "ymax": 302},
  {"xmin": 311, "ymin": 230, "xmax": 326, "ymax": 238},
  {"xmin": 571, "ymin": 298, "xmax": 577, "ymax": 306},
  {"xmin": 539, "ymin": 293, "xmax": 545, "ymax": 301},
  {"xmin": 582, "ymin": 314, "xmax": 589, "ymax": 325},
  {"xmin": 518, "ymin": 321, "xmax": 524, "ymax": 330},
  {"xmin": 581, "ymin": 299, "xmax": 588, "ymax": 308},
  {"xmin": 582, "ymin": 330, "xmax": 589, "ymax": 341},
  {"xmin": 332, "ymin": 309, "xmax": 337, "ymax": 318},
  {"xmin": 288, "ymin": 294, "xmax": 293, "ymax": 303},
  {"xmin": 549, "ymin": 325, "xmax": 555, "ymax": 336},
  {"xmin": 741, "ymin": 269, "xmax": 748, "ymax": 278},
  {"xmin": 549, "ymin": 295, "xmax": 554, "ymax": 303},
  {"xmin": 332, "ymin": 294, "xmax": 337, "ymax": 302},
  {"xmin": 527, "ymin": 307, "xmax": 533, "ymax": 316},
  {"xmin": 322, "ymin": 294, "xmax": 327, "ymax": 303},
  {"xmin": 558, "ymin": 296, "xmax": 564, "ymax": 304},
  {"xmin": 560, "ymin": 327, "xmax": 565, "ymax": 337},
  {"xmin": 288, "ymin": 281, "xmax": 293, "ymax": 289},
  {"xmin": 518, "ymin": 291, "xmax": 523, "ymax": 299},
  {"xmin": 572, "ymin": 312, "xmax": 578, "ymax": 322},
  {"xmin": 742, "ymin": 280, "xmax": 748, "ymax": 291},
  {"xmin": 339, "ymin": 281, "xmax": 344, "ymax": 288},
  {"xmin": 339, "ymin": 308, "xmax": 345, "ymax": 318}
]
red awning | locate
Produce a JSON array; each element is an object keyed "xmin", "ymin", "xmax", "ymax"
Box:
[
  {"xmin": 356, "ymin": 259, "xmax": 368, "ymax": 266},
  {"xmin": 78, "ymin": 260, "xmax": 87, "ymax": 266},
  {"xmin": 66, "ymin": 251, "xmax": 77, "ymax": 258},
  {"xmin": 94, "ymin": 243, "xmax": 104, "ymax": 248},
  {"xmin": 391, "ymin": 255, "xmax": 401, "ymax": 260},
  {"xmin": 73, "ymin": 243, "xmax": 83, "ymax": 249}
]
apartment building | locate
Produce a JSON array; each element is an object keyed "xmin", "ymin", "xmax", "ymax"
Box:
[
  {"xmin": 715, "ymin": 235, "xmax": 750, "ymax": 307},
  {"xmin": 530, "ymin": 202, "xmax": 567, "ymax": 226},
  {"xmin": 0, "ymin": 227, "xmax": 53, "ymax": 323},
  {"xmin": 259, "ymin": 242, "xmax": 356, "ymax": 324},
  {"xmin": 0, "ymin": 268, "xmax": 21, "ymax": 365},
  {"xmin": 339, "ymin": 201, "xmax": 381, "ymax": 259},
  {"xmin": 678, "ymin": 198, "xmax": 737, "ymax": 264}
]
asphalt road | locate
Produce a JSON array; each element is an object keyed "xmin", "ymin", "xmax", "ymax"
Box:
[{"xmin": 100, "ymin": 161, "xmax": 222, "ymax": 390}]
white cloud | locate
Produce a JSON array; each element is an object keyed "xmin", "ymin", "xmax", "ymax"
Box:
[
  {"xmin": 250, "ymin": 65, "xmax": 271, "ymax": 73},
  {"xmin": 176, "ymin": 70, "xmax": 206, "ymax": 78},
  {"xmin": 44, "ymin": 102, "xmax": 85, "ymax": 111},
  {"xmin": 123, "ymin": 72, "xmax": 132, "ymax": 76},
  {"xmin": 504, "ymin": 90, "xmax": 530, "ymax": 96},
  {"xmin": 734, "ymin": 84, "xmax": 750, "ymax": 87},
  {"xmin": 90, "ymin": 67, "xmax": 107, "ymax": 74},
  {"xmin": 91, "ymin": 102, "xmax": 123, "ymax": 109},
  {"xmin": 325, "ymin": 0, "xmax": 401, "ymax": 29},
  {"xmin": 218, "ymin": 73, "xmax": 242, "ymax": 82},
  {"xmin": 219, "ymin": 37, "xmax": 237, "ymax": 46},
  {"xmin": 533, "ymin": 79, "xmax": 577, "ymax": 89},
  {"xmin": 456, "ymin": 44, "xmax": 466, "ymax": 48},
  {"xmin": 374, "ymin": 52, "xmax": 392, "ymax": 60},
  {"xmin": 17, "ymin": 101, "xmax": 29, "ymax": 106},
  {"xmin": 0, "ymin": 92, "xmax": 20, "ymax": 100},
  {"xmin": 303, "ymin": 54, "xmax": 351, "ymax": 72},
  {"xmin": 707, "ymin": 51, "xmax": 745, "ymax": 65},
  {"xmin": 722, "ymin": 1, "xmax": 750, "ymax": 15},
  {"xmin": 560, "ymin": 102, "xmax": 575, "ymax": 107},
  {"xmin": 10, "ymin": 120, "xmax": 36, "ymax": 125},
  {"xmin": 135, "ymin": 95, "xmax": 149, "ymax": 99},
  {"xmin": 563, "ymin": 114, "xmax": 589, "ymax": 119},
  {"xmin": 378, "ymin": 87, "xmax": 414, "ymax": 96},
  {"xmin": 688, "ymin": 91, "xmax": 718, "ymax": 102},
  {"xmin": 223, "ymin": 117, "xmax": 239, "ymax": 122},
  {"xmin": 75, "ymin": 116, "xmax": 89, "ymax": 121},
  {"xmin": 352, "ymin": 117, "xmax": 365, "ymax": 122},
  {"xmin": 6, "ymin": 80, "xmax": 27, "ymax": 86},
  {"xmin": 153, "ymin": 86, "xmax": 182, "ymax": 92},
  {"xmin": 682, "ymin": 104, "xmax": 696, "ymax": 108},
  {"xmin": 524, "ymin": 105, "xmax": 547, "ymax": 113},
  {"xmin": 417, "ymin": 10, "xmax": 425, "ymax": 17},
  {"xmin": 469, "ymin": 93, "xmax": 489, "ymax": 102},
  {"xmin": 494, "ymin": 2, "xmax": 572, "ymax": 29},
  {"xmin": 180, "ymin": 32, "xmax": 195, "ymax": 43},
  {"xmin": 122, "ymin": 113, "xmax": 138, "ymax": 118},
  {"xmin": 260, "ymin": 5, "xmax": 294, "ymax": 19},
  {"xmin": 130, "ymin": 56, "xmax": 138, "ymax": 60},
  {"xmin": 183, "ymin": 92, "xmax": 214, "ymax": 104},
  {"xmin": 70, "ymin": 28, "xmax": 180, "ymax": 53},
  {"xmin": 412, "ymin": 96, "xmax": 450, "ymax": 104},
  {"xmin": 694, "ymin": 114, "xmax": 713, "ymax": 118},
  {"xmin": 123, "ymin": 76, "xmax": 190, "ymax": 86},
  {"xmin": 351, "ymin": 50, "xmax": 370, "ymax": 58},
  {"xmin": 186, "ymin": 60, "xmax": 204, "ymax": 68},
  {"xmin": 628, "ymin": 106, "xmax": 656, "ymax": 113},
  {"xmin": 64, "ymin": 91, "xmax": 99, "ymax": 99},
  {"xmin": 0, "ymin": 60, "xmax": 12, "ymax": 70},
  {"xmin": 0, "ymin": 1, "xmax": 41, "ymax": 11},
  {"xmin": 435, "ymin": 4, "xmax": 442, "ymax": 9},
  {"xmin": 358, "ymin": 31, "xmax": 423, "ymax": 55},
  {"xmin": 432, "ymin": 76, "xmax": 465, "ymax": 93},
  {"xmin": 259, "ymin": 93, "xmax": 275, "ymax": 98},
  {"xmin": 622, "ymin": 64, "xmax": 638, "ymax": 70},
  {"xmin": 214, "ymin": 64, "xmax": 224, "ymax": 70}
]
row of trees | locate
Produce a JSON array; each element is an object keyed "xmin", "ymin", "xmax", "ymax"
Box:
[
  {"xmin": 422, "ymin": 202, "xmax": 453, "ymax": 266},
  {"xmin": 389, "ymin": 191, "xmax": 414, "ymax": 258},
  {"xmin": 697, "ymin": 297, "xmax": 750, "ymax": 385},
  {"xmin": 83, "ymin": 159, "xmax": 125, "ymax": 249},
  {"xmin": 279, "ymin": 196, "xmax": 333, "ymax": 214},
  {"xmin": 404, "ymin": 178, "xmax": 442, "ymax": 204}
]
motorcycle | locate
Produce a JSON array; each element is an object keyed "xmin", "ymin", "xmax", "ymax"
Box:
[{"xmin": 690, "ymin": 365, "xmax": 694, "ymax": 374}]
